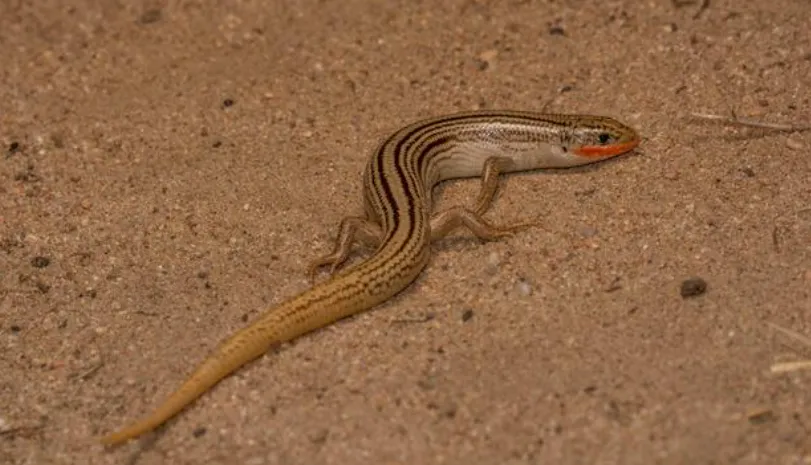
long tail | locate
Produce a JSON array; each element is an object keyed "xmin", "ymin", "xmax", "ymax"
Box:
[
  {"xmin": 100, "ymin": 234, "xmax": 418, "ymax": 445},
  {"xmin": 99, "ymin": 310, "xmax": 283, "ymax": 445}
]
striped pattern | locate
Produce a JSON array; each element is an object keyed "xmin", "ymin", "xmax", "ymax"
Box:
[{"xmin": 100, "ymin": 110, "xmax": 639, "ymax": 445}]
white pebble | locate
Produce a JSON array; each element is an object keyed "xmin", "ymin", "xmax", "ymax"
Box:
[{"xmin": 516, "ymin": 279, "xmax": 532, "ymax": 296}]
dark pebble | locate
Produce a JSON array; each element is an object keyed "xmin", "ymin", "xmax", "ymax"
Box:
[
  {"xmin": 680, "ymin": 277, "xmax": 707, "ymax": 298},
  {"xmin": 31, "ymin": 256, "xmax": 51, "ymax": 268}
]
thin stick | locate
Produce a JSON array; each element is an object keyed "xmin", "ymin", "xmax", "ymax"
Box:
[
  {"xmin": 690, "ymin": 112, "xmax": 811, "ymax": 131},
  {"xmin": 69, "ymin": 359, "xmax": 105, "ymax": 381},
  {"xmin": 770, "ymin": 360, "xmax": 811, "ymax": 373},
  {"xmin": 0, "ymin": 425, "xmax": 43, "ymax": 439},
  {"xmin": 767, "ymin": 321, "xmax": 811, "ymax": 348}
]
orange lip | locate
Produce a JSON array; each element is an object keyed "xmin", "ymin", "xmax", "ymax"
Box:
[{"xmin": 574, "ymin": 138, "xmax": 641, "ymax": 158}]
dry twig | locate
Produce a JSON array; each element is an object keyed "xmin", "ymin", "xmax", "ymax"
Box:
[
  {"xmin": 767, "ymin": 321, "xmax": 811, "ymax": 373},
  {"xmin": 767, "ymin": 321, "xmax": 811, "ymax": 348},
  {"xmin": 690, "ymin": 112, "xmax": 811, "ymax": 132},
  {"xmin": 771, "ymin": 360, "xmax": 811, "ymax": 374}
]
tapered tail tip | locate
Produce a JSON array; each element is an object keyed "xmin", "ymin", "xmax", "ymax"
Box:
[{"xmin": 98, "ymin": 426, "xmax": 143, "ymax": 446}]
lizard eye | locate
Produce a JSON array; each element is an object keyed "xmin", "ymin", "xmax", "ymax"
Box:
[{"xmin": 598, "ymin": 133, "xmax": 611, "ymax": 144}]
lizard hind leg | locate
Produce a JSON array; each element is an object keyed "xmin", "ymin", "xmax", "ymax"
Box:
[
  {"xmin": 307, "ymin": 216, "xmax": 383, "ymax": 283},
  {"xmin": 428, "ymin": 157, "xmax": 539, "ymax": 243},
  {"xmin": 429, "ymin": 206, "xmax": 540, "ymax": 242}
]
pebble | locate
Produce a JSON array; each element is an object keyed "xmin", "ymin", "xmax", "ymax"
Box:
[
  {"xmin": 680, "ymin": 277, "xmax": 707, "ymax": 298},
  {"xmin": 477, "ymin": 49, "xmax": 498, "ymax": 70},
  {"xmin": 516, "ymin": 279, "xmax": 532, "ymax": 296},
  {"xmin": 484, "ymin": 251, "xmax": 501, "ymax": 275},
  {"xmin": 785, "ymin": 136, "xmax": 804, "ymax": 151}
]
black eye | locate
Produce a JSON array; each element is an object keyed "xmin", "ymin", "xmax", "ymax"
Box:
[{"xmin": 598, "ymin": 133, "xmax": 611, "ymax": 144}]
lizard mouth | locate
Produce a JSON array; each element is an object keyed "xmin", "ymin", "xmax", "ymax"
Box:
[{"xmin": 573, "ymin": 137, "xmax": 640, "ymax": 158}]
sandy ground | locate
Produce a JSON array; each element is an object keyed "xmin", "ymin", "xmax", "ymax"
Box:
[{"xmin": 1, "ymin": 1, "xmax": 810, "ymax": 464}]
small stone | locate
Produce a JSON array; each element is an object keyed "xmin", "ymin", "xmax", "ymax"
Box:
[
  {"xmin": 31, "ymin": 256, "xmax": 50, "ymax": 268},
  {"xmin": 476, "ymin": 49, "xmax": 498, "ymax": 71},
  {"xmin": 549, "ymin": 24, "xmax": 566, "ymax": 36},
  {"xmin": 139, "ymin": 9, "xmax": 162, "ymax": 24},
  {"xmin": 516, "ymin": 279, "xmax": 533, "ymax": 296},
  {"xmin": 785, "ymin": 136, "xmax": 804, "ymax": 151},
  {"xmin": 35, "ymin": 280, "xmax": 50, "ymax": 293},
  {"xmin": 484, "ymin": 251, "xmax": 501, "ymax": 275},
  {"xmin": 680, "ymin": 277, "xmax": 707, "ymax": 298},
  {"xmin": 192, "ymin": 426, "xmax": 207, "ymax": 438},
  {"xmin": 746, "ymin": 407, "xmax": 775, "ymax": 425},
  {"xmin": 461, "ymin": 309, "xmax": 474, "ymax": 322}
]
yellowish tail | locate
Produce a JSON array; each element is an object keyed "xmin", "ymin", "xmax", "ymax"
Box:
[{"xmin": 100, "ymin": 322, "xmax": 278, "ymax": 445}]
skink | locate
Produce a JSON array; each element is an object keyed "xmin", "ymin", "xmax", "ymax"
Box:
[{"xmin": 100, "ymin": 110, "xmax": 640, "ymax": 445}]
